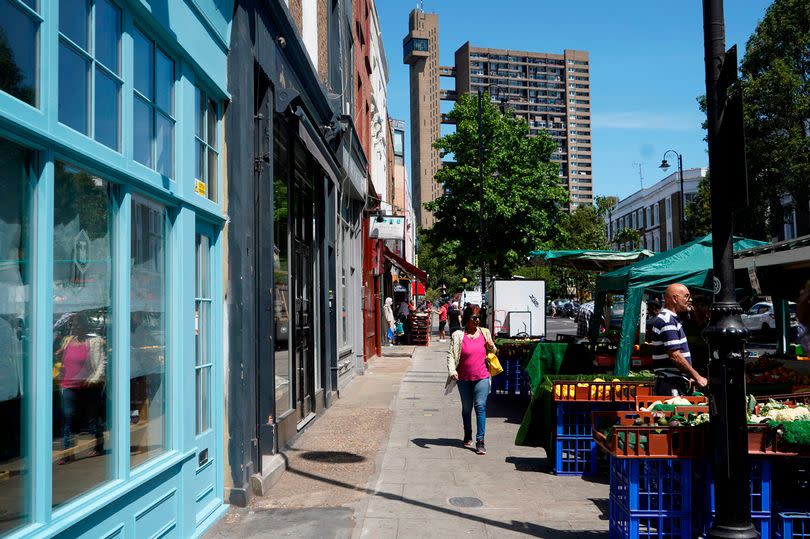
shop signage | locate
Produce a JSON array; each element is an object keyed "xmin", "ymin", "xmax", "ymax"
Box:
[{"xmin": 369, "ymin": 216, "xmax": 405, "ymax": 240}]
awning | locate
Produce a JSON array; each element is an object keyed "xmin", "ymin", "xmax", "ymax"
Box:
[
  {"xmin": 384, "ymin": 247, "xmax": 428, "ymax": 286},
  {"xmin": 295, "ymin": 107, "xmax": 340, "ymax": 185},
  {"xmin": 529, "ymin": 249, "xmax": 655, "ymax": 271}
]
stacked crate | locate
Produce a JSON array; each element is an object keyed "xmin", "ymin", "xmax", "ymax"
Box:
[{"xmin": 409, "ymin": 313, "xmax": 430, "ymax": 346}]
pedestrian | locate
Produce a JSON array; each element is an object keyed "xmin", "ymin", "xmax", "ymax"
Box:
[
  {"xmin": 576, "ymin": 301, "xmax": 594, "ymax": 339},
  {"xmin": 438, "ymin": 301, "xmax": 448, "ymax": 342},
  {"xmin": 651, "ymin": 284, "xmax": 708, "ymax": 396},
  {"xmin": 447, "ymin": 301, "xmax": 462, "ymax": 335},
  {"xmin": 645, "ymin": 299, "xmax": 662, "ymax": 338},
  {"xmin": 446, "ymin": 304, "xmax": 497, "ymax": 455},
  {"xmin": 383, "ymin": 297, "xmax": 396, "ymax": 346}
]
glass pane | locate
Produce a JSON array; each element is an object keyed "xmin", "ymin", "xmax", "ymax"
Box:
[
  {"xmin": 155, "ymin": 113, "xmax": 172, "ymax": 178},
  {"xmin": 59, "ymin": 0, "xmax": 88, "ymax": 50},
  {"xmin": 196, "ymin": 235, "xmax": 209, "ymax": 298},
  {"xmin": 132, "ymin": 28, "xmax": 153, "ymax": 100},
  {"xmin": 195, "ymin": 367, "xmax": 209, "ymax": 434},
  {"xmin": 273, "ymin": 134, "xmax": 291, "ymax": 414},
  {"xmin": 206, "ymin": 99, "xmax": 217, "ymax": 147},
  {"xmin": 206, "ymin": 148, "xmax": 217, "ymax": 202},
  {"xmin": 133, "ymin": 97, "xmax": 152, "ymax": 168},
  {"xmin": 94, "ymin": 0, "xmax": 120, "ymax": 73},
  {"xmin": 130, "ymin": 197, "xmax": 167, "ymax": 467},
  {"xmin": 195, "ymin": 140, "xmax": 204, "ymax": 182},
  {"xmin": 0, "ymin": 137, "xmax": 33, "ymax": 535},
  {"xmin": 194, "ymin": 87, "xmax": 203, "ymax": 138},
  {"xmin": 155, "ymin": 48, "xmax": 173, "ymax": 114},
  {"xmin": 58, "ymin": 43, "xmax": 89, "ymax": 134},
  {"xmin": 94, "ymin": 69, "xmax": 119, "ymax": 150},
  {"xmin": 0, "ymin": 1, "xmax": 38, "ymax": 105},
  {"xmin": 196, "ymin": 302, "xmax": 208, "ymax": 368},
  {"xmin": 52, "ymin": 162, "xmax": 113, "ymax": 507}
]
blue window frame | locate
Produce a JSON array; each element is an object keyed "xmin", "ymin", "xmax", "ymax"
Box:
[
  {"xmin": 57, "ymin": 0, "xmax": 123, "ymax": 150},
  {"xmin": 195, "ymin": 233, "xmax": 212, "ymax": 434},
  {"xmin": 0, "ymin": 0, "xmax": 40, "ymax": 106},
  {"xmin": 132, "ymin": 26, "xmax": 175, "ymax": 178}
]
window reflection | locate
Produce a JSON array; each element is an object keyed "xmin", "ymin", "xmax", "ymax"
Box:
[
  {"xmin": 273, "ymin": 113, "xmax": 291, "ymax": 416},
  {"xmin": 0, "ymin": 137, "xmax": 33, "ymax": 534},
  {"xmin": 130, "ymin": 196, "xmax": 167, "ymax": 467},
  {"xmin": 0, "ymin": 0, "xmax": 38, "ymax": 106},
  {"xmin": 52, "ymin": 162, "xmax": 113, "ymax": 507}
]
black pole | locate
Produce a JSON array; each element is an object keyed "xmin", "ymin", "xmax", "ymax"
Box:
[
  {"xmin": 678, "ymin": 153, "xmax": 685, "ymax": 243},
  {"xmin": 477, "ymin": 89, "xmax": 486, "ymax": 304},
  {"xmin": 702, "ymin": 0, "xmax": 756, "ymax": 537}
]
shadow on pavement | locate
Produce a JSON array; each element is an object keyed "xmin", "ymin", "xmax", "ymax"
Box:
[
  {"xmin": 504, "ymin": 455, "xmax": 549, "ymax": 472},
  {"xmin": 588, "ymin": 498, "xmax": 610, "ymax": 521},
  {"xmin": 486, "ymin": 396, "xmax": 530, "ymax": 425},
  {"xmin": 299, "ymin": 451, "xmax": 366, "ymax": 463},
  {"xmin": 284, "ymin": 465, "xmax": 608, "ymax": 538},
  {"xmin": 410, "ymin": 437, "xmax": 464, "ymax": 449}
]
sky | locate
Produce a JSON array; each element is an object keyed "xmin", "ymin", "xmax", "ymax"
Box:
[{"xmin": 376, "ymin": 0, "xmax": 772, "ymax": 200}]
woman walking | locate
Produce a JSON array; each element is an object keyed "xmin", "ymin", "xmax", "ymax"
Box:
[
  {"xmin": 383, "ymin": 297, "xmax": 396, "ymax": 346},
  {"xmin": 446, "ymin": 304, "xmax": 497, "ymax": 455}
]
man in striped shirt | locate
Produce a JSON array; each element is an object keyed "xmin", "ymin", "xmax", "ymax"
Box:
[{"xmin": 651, "ymin": 284, "xmax": 708, "ymax": 395}]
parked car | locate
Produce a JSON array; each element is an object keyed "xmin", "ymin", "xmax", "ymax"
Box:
[
  {"xmin": 548, "ymin": 299, "xmax": 577, "ymax": 318},
  {"xmin": 609, "ymin": 300, "xmax": 625, "ymax": 329},
  {"xmin": 742, "ymin": 301, "xmax": 797, "ymax": 336}
]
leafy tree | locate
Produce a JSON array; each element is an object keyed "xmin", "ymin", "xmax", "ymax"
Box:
[
  {"xmin": 739, "ymin": 0, "xmax": 809, "ymax": 239},
  {"xmin": 425, "ymin": 93, "xmax": 567, "ymax": 279},
  {"xmin": 684, "ymin": 173, "xmax": 712, "ymax": 240},
  {"xmin": 613, "ymin": 228, "xmax": 642, "ymax": 249},
  {"xmin": 415, "ymin": 228, "xmax": 468, "ymax": 297},
  {"xmin": 0, "ymin": 29, "xmax": 34, "ymax": 104}
]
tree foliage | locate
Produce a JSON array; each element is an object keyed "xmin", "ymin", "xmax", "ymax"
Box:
[
  {"xmin": 424, "ymin": 93, "xmax": 567, "ymax": 279},
  {"xmin": 415, "ymin": 228, "xmax": 468, "ymax": 296},
  {"xmin": 684, "ymin": 172, "xmax": 712, "ymax": 240},
  {"xmin": 738, "ymin": 0, "xmax": 810, "ymax": 238},
  {"xmin": 613, "ymin": 228, "xmax": 642, "ymax": 249}
]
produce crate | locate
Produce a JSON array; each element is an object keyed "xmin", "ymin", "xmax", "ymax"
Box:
[
  {"xmin": 553, "ymin": 379, "xmax": 654, "ymax": 403},
  {"xmin": 593, "ymin": 411, "xmax": 707, "ymax": 459},
  {"xmin": 553, "ymin": 435, "xmax": 598, "ymax": 476},
  {"xmin": 635, "ymin": 395, "xmax": 708, "ymax": 410},
  {"xmin": 755, "ymin": 392, "xmax": 810, "ymax": 405},
  {"xmin": 609, "ymin": 496, "xmax": 692, "ymax": 539},
  {"xmin": 557, "ymin": 402, "xmax": 614, "ymax": 437},
  {"xmin": 490, "ymin": 358, "xmax": 530, "ymax": 398},
  {"xmin": 777, "ymin": 512, "xmax": 810, "ymax": 538},
  {"xmin": 610, "ymin": 457, "xmax": 693, "ymax": 513}
]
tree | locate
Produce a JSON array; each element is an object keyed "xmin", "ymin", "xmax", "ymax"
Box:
[
  {"xmin": 613, "ymin": 228, "xmax": 642, "ymax": 249},
  {"xmin": 425, "ymin": 93, "xmax": 567, "ymax": 279},
  {"xmin": 684, "ymin": 173, "xmax": 712, "ymax": 240},
  {"xmin": 739, "ymin": 0, "xmax": 810, "ymax": 239},
  {"xmin": 415, "ymin": 228, "xmax": 468, "ymax": 297}
]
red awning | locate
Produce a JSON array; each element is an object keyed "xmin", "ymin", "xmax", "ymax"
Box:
[{"xmin": 383, "ymin": 247, "xmax": 428, "ymax": 286}]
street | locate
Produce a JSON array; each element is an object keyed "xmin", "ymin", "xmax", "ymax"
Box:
[{"xmin": 206, "ymin": 339, "xmax": 607, "ymax": 539}]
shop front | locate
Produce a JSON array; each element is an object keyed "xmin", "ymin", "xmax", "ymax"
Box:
[{"xmin": 0, "ymin": 0, "xmax": 231, "ymax": 537}]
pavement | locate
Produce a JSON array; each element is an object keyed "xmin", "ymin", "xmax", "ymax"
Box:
[{"xmin": 207, "ymin": 328, "xmax": 608, "ymax": 539}]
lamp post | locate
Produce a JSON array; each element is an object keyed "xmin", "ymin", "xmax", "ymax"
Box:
[
  {"xmin": 701, "ymin": 0, "xmax": 756, "ymax": 537},
  {"xmin": 477, "ymin": 85, "xmax": 508, "ymax": 304},
  {"xmin": 659, "ymin": 150, "xmax": 685, "ymax": 244}
]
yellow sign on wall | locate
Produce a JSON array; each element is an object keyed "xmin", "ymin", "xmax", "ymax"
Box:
[{"xmin": 194, "ymin": 180, "xmax": 207, "ymax": 196}]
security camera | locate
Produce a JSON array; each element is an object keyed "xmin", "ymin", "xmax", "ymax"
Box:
[{"xmin": 277, "ymin": 36, "xmax": 286, "ymax": 48}]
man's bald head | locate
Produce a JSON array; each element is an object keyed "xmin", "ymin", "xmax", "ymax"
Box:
[{"xmin": 664, "ymin": 283, "xmax": 692, "ymax": 315}]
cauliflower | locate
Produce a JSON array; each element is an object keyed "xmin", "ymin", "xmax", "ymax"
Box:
[
  {"xmin": 665, "ymin": 397, "xmax": 693, "ymax": 406},
  {"xmin": 765, "ymin": 406, "xmax": 810, "ymax": 422}
]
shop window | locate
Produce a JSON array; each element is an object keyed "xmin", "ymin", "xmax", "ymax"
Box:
[
  {"xmin": 58, "ymin": 0, "xmax": 122, "ymax": 150},
  {"xmin": 195, "ymin": 234, "xmax": 212, "ymax": 433},
  {"xmin": 52, "ymin": 161, "xmax": 114, "ymax": 507},
  {"xmin": 273, "ymin": 113, "xmax": 292, "ymax": 416},
  {"xmin": 133, "ymin": 26, "xmax": 174, "ymax": 178},
  {"xmin": 130, "ymin": 195, "xmax": 168, "ymax": 466},
  {"xmin": 0, "ymin": 137, "xmax": 33, "ymax": 535},
  {"xmin": 194, "ymin": 87, "xmax": 219, "ymax": 201},
  {"xmin": 0, "ymin": 0, "xmax": 39, "ymax": 106}
]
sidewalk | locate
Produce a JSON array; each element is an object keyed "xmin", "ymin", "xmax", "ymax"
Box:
[{"xmin": 207, "ymin": 341, "xmax": 609, "ymax": 538}]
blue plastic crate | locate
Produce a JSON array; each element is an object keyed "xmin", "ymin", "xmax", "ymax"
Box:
[
  {"xmin": 778, "ymin": 512, "xmax": 810, "ymax": 538},
  {"xmin": 610, "ymin": 457, "xmax": 692, "ymax": 513},
  {"xmin": 609, "ymin": 495, "xmax": 692, "ymax": 539},
  {"xmin": 556, "ymin": 402, "xmax": 599, "ymax": 437},
  {"xmin": 553, "ymin": 435, "xmax": 598, "ymax": 475},
  {"xmin": 701, "ymin": 459, "xmax": 772, "ymax": 514},
  {"xmin": 490, "ymin": 359, "xmax": 531, "ymax": 398},
  {"xmin": 694, "ymin": 511, "xmax": 771, "ymax": 539}
]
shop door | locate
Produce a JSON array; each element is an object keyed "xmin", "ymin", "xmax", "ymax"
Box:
[{"xmin": 292, "ymin": 159, "xmax": 315, "ymax": 423}]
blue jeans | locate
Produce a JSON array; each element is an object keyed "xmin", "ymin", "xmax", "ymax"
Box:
[{"xmin": 457, "ymin": 378, "xmax": 490, "ymax": 441}]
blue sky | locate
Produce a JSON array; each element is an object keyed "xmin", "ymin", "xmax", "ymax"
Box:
[{"xmin": 376, "ymin": 0, "xmax": 771, "ymax": 200}]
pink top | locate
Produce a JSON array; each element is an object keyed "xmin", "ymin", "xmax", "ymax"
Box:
[
  {"xmin": 439, "ymin": 305, "xmax": 448, "ymax": 321},
  {"xmin": 61, "ymin": 340, "xmax": 90, "ymax": 389},
  {"xmin": 458, "ymin": 331, "xmax": 489, "ymax": 381}
]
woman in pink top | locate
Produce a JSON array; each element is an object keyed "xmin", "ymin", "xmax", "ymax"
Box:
[{"xmin": 446, "ymin": 304, "xmax": 497, "ymax": 454}]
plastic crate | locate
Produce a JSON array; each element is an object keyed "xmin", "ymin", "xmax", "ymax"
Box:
[
  {"xmin": 694, "ymin": 512, "xmax": 771, "ymax": 539},
  {"xmin": 553, "ymin": 435, "xmax": 598, "ymax": 476},
  {"xmin": 490, "ymin": 359, "xmax": 530, "ymax": 398},
  {"xmin": 777, "ymin": 512, "xmax": 810, "ymax": 538},
  {"xmin": 609, "ymin": 495, "xmax": 692, "ymax": 539},
  {"xmin": 593, "ymin": 411, "xmax": 708, "ymax": 459},
  {"xmin": 557, "ymin": 402, "xmax": 602, "ymax": 437},
  {"xmin": 610, "ymin": 457, "xmax": 693, "ymax": 513},
  {"xmin": 702, "ymin": 459, "xmax": 772, "ymax": 514}
]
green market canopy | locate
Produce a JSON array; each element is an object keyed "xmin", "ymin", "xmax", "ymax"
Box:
[
  {"xmin": 529, "ymin": 249, "xmax": 655, "ymax": 271},
  {"xmin": 590, "ymin": 234, "xmax": 768, "ymax": 375}
]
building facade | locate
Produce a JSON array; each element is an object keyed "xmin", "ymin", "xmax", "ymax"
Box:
[
  {"xmin": 224, "ymin": 0, "xmax": 368, "ymax": 507},
  {"xmin": 404, "ymin": 8, "xmax": 592, "ymax": 223},
  {"xmin": 403, "ymin": 9, "xmax": 441, "ymax": 228},
  {"xmin": 606, "ymin": 168, "xmax": 706, "ymax": 252},
  {"xmin": 0, "ymin": 0, "xmax": 231, "ymax": 537}
]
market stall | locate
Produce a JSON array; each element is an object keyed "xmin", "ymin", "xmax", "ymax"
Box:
[{"xmin": 589, "ymin": 234, "xmax": 767, "ymax": 375}]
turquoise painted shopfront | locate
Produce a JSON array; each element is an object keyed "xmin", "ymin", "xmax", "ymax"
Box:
[{"xmin": 0, "ymin": 1, "xmax": 231, "ymax": 537}]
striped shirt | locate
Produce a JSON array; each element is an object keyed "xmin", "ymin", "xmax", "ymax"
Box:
[{"xmin": 651, "ymin": 308, "xmax": 691, "ymax": 368}]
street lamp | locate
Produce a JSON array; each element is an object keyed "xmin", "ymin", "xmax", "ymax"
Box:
[
  {"xmin": 659, "ymin": 150, "xmax": 685, "ymax": 244},
  {"xmin": 477, "ymin": 85, "xmax": 509, "ymax": 304}
]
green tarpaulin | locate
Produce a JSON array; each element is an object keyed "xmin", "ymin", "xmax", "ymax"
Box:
[
  {"xmin": 529, "ymin": 249, "xmax": 655, "ymax": 271},
  {"xmin": 589, "ymin": 234, "xmax": 768, "ymax": 375}
]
